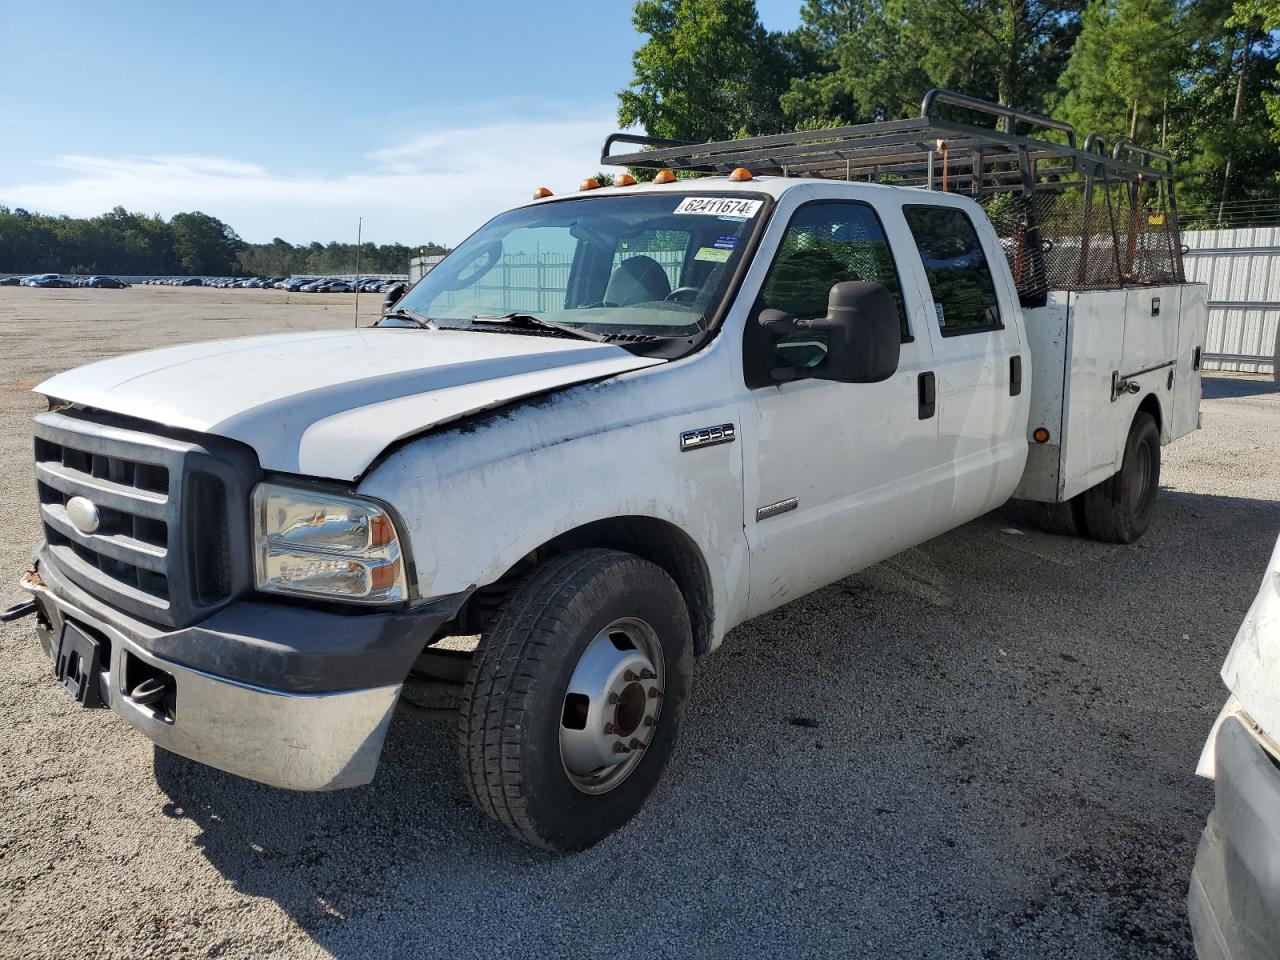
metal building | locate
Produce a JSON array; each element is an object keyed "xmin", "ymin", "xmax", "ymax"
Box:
[{"xmin": 1183, "ymin": 226, "xmax": 1280, "ymax": 379}]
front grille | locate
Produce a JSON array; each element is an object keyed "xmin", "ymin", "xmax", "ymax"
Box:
[{"xmin": 33, "ymin": 409, "xmax": 259, "ymax": 627}]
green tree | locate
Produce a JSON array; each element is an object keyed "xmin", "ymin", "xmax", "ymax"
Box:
[
  {"xmin": 1057, "ymin": 0, "xmax": 1183, "ymax": 142},
  {"xmin": 619, "ymin": 0, "xmax": 793, "ymax": 141},
  {"xmin": 169, "ymin": 212, "xmax": 244, "ymax": 275},
  {"xmin": 779, "ymin": 1, "xmax": 865, "ymax": 124},
  {"xmin": 0, "ymin": 205, "xmax": 449, "ymax": 277},
  {"xmin": 1170, "ymin": 0, "xmax": 1280, "ymax": 218},
  {"xmin": 782, "ymin": 0, "xmax": 1083, "ymax": 128}
]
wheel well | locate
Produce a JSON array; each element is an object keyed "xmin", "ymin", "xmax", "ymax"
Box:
[
  {"xmin": 1138, "ymin": 393, "xmax": 1163, "ymax": 434},
  {"xmin": 452, "ymin": 517, "xmax": 715, "ymax": 655},
  {"xmin": 545, "ymin": 517, "xmax": 715, "ymax": 655}
]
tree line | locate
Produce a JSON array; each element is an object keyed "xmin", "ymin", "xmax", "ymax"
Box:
[
  {"xmin": 0, "ymin": 205, "xmax": 448, "ymax": 277},
  {"xmin": 620, "ymin": 0, "xmax": 1280, "ymax": 222}
]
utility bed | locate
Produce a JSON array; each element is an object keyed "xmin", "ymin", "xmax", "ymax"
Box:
[{"xmin": 1017, "ymin": 284, "xmax": 1207, "ymax": 503}]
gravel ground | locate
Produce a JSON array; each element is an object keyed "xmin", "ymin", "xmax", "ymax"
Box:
[{"xmin": 1, "ymin": 286, "xmax": 1277, "ymax": 959}]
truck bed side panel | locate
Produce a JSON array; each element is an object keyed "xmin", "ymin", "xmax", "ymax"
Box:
[
  {"xmin": 1060, "ymin": 289, "xmax": 1128, "ymax": 501},
  {"xmin": 1013, "ymin": 294, "xmax": 1069, "ymax": 502},
  {"xmin": 1173, "ymin": 284, "xmax": 1209, "ymax": 440},
  {"xmin": 1122, "ymin": 287, "xmax": 1179, "ymax": 399}
]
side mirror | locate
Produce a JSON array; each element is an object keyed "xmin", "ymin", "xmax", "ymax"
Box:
[{"xmin": 761, "ymin": 281, "xmax": 901, "ymax": 384}]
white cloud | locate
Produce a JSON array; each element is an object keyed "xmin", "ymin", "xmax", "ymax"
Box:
[{"xmin": 0, "ymin": 114, "xmax": 627, "ymax": 245}]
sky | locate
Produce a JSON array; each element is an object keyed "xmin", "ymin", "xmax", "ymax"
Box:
[{"xmin": 1, "ymin": 0, "xmax": 802, "ymax": 246}]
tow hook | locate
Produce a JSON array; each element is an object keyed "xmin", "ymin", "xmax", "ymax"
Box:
[{"xmin": 1, "ymin": 599, "xmax": 36, "ymax": 623}]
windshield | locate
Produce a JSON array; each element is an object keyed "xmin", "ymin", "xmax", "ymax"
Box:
[{"xmin": 392, "ymin": 193, "xmax": 766, "ymax": 341}]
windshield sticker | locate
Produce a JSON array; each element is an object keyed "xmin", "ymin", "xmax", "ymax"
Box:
[
  {"xmin": 694, "ymin": 246, "xmax": 733, "ymax": 263},
  {"xmin": 674, "ymin": 197, "xmax": 764, "ymax": 218},
  {"xmin": 713, "ymin": 235, "xmax": 739, "ymax": 250}
]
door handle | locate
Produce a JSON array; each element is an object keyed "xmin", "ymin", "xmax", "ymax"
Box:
[
  {"xmin": 1010, "ymin": 355, "xmax": 1022, "ymax": 396},
  {"xmin": 918, "ymin": 371, "xmax": 936, "ymax": 420}
]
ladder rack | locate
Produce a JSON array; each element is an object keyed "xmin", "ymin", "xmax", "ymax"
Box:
[{"xmin": 601, "ymin": 90, "xmax": 1184, "ymax": 304}]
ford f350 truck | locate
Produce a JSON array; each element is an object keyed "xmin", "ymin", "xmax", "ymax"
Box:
[{"xmin": 6, "ymin": 92, "xmax": 1208, "ymax": 851}]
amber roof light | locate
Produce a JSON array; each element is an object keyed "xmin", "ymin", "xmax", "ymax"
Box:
[
  {"xmin": 728, "ymin": 167, "xmax": 753, "ymax": 182},
  {"xmin": 616, "ymin": 174, "xmax": 637, "ymax": 187},
  {"xmin": 653, "ymin": 169, "xmax": 677, "ymax": 184},
  {"xmin": 533, "ymin": 186, "xmax": 553, "ymax": 199},
  {"xmin": 580, "ymin": 178, "xmax": 601, "ymax": 191}
]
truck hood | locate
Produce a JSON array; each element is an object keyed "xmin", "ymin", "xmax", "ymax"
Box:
[
  {"xmin": 36, "ymin": 328, "xmax": 664, "ymax": 480},
  {"xmin": 1198, "ymin": 534, "xmax": 1280, "ymax": 775}
]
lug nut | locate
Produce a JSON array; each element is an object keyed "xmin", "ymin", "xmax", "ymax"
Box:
[
  {"xmin": 643, "ymin": 716, "xmax": 655, "ymax": 727},
  {"xmin": 624, "ymin": 670, "xmax": 639, "ymax": 682},
  {"xmin": 648, "ymin": 688, "xmax": 663, "ymax": 699},
  {"xmin": 604, "ymin": 723, "xmax": 615, "ymax": 735},
  {"xmin": 613, "ymin": 742, "xmax": 632, "ymax": 754},
  {"xmin": 607, "ymin": 692, "xmax": 619, "ymax": 704},
  {"xmin": 629, "ymin": 738, "xmax": 646, "ymax": 751},
  {"xmin": 640, "ymin": 669, "xmax": 657, "ymax": 680}
]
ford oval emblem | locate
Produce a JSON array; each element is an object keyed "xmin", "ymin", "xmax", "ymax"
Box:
[{"xmin": 66, "ymin": 496, "xmax": 101, "ymax": 535}]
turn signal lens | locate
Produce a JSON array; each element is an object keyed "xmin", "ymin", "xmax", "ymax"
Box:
[
  {"xmin": 616, "ymin": 174, "xmax": 637, "ymax": 187},
  {"xmin": 728, "ymin": 167, "xmax": 753, "ymax": 182},
  {"xmin": 580, "ymin": 178, "xmax": 601, "ymax": 191},
  {"xmin": 533, "ymin": 186, "xmax": 553, "ymax": 199},
  {"xmin": 1033, "ymin": 427, "xmax": 1051, "ymax": 444},
  {"xmin": 653, "ymin": 169, "xmax": 677, "ymax": 184}
]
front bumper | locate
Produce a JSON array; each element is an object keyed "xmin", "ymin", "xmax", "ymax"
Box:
[
  {"xmin": 20, "ymin": 547, "xmax": 464, "ymax": 791},
  {"xmin": 1188, "ymin": 716, "xmax": 1280, "ymax": 960}
]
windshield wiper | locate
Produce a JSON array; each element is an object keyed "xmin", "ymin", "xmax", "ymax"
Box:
[
  {"xmin": 471, "ymin": 312, "xmax": 606, "ymax": 342},
  {"xmin": 378, "ymin": 307, "xmax": 433, "ymax": 329}
]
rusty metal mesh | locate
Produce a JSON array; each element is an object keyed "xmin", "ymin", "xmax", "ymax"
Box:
[{"xmin": 977, "ymin": 181, "xmax": 1184, "ymax": 304}]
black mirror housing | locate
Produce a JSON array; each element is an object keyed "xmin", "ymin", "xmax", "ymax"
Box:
[
  {"xmin": 819, "ymin": 281, "xmax": 900, "ymax": 383},
  {"xmin": 762, "ymin": 281, "xmax": 901, "ymax": 384}
]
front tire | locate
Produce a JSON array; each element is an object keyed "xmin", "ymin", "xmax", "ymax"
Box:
[
  {"xmin": 1081, "ymin": 412, "xmax": 1161, "ymax": 543},
  {"xmin": 458, "ymin": 549, "xmax": 693, "ymax": 851}
]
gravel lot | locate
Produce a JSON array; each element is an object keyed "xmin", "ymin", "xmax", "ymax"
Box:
[{"xmin": 1, "ymin": 285, "xmax": 1277, "ymax": 959}]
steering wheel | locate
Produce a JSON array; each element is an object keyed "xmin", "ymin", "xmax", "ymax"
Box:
[{"xmin": 664, "ymin": 286, "xmax": 701, "ymax": 304}]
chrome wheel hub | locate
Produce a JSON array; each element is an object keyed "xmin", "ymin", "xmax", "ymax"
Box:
[{"xmin": 559, "ymin": 617, "xmax": 664, "ymax": 795}]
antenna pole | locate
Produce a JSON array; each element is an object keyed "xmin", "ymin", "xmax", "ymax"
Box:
[{"xmin": 353, "ymin": 217, "xmax": 362, "ymax": 328}]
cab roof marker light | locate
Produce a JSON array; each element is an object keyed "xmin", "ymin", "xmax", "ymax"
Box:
[
  {"xmin": 728, "ymin": 167, "xmax": 753, "ymax": 182},
  {"xmin": 533, "ymin": 186, "xmax": 553, "ymax": 199},
  {"xmin": 653, "ymin": 169, "xmax": 677, "ymax": 184},
  {"xmin": 580, "ymin": 178, "xmax": 601, "ymax": 191},
  {"xmin": 615, "ymin": 174, "xmax": 637, "ymax": 187}
]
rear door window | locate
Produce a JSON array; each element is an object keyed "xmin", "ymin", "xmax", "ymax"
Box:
[{"xmin": 902, "ymin": 205, "xmax": 1002, "ymax": 336}]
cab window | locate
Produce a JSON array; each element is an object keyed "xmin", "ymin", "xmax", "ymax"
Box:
[
  {"xmin": 754, "ymin": 201, "xmax": 909, "ymax": 372},
  {"xmin": 762, "ymin": 202, "xmax": 907, "ymax": 334}
]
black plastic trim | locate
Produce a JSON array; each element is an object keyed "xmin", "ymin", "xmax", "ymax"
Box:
[
  {"xmin": 35, "ymin": 545, "xmax": 466, "ymax": 693},
  {"xmin": 33, "ymin": 408, "xmax": 261, "ymax": 628}
]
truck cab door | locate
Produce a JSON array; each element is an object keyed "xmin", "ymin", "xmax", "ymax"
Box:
[
  {"xmin": 739, "ymin": 195, "xmax": 940, "ymax": 619},
  {"xmin": 894, "ymin": 200, "xmax": 1029, "ymax": 524}
]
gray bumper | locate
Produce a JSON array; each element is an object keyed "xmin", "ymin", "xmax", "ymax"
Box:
[
  {"xmin": 21, "ymin": 553, "xmax": 464, "ymax": 791},
  {"xmin": 1188, "ymin": 716, "xmax": 1280, "ymax": 960}
]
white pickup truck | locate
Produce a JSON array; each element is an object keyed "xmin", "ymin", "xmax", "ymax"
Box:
[{"xmin": 9, "ymin": 93, "xmax": 1207, "ymax": 850}]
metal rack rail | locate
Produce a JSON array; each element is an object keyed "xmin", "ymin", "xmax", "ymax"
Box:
[{"xmin": 602, "ymin": 90, "xmax": 1184, "ymax": 305}]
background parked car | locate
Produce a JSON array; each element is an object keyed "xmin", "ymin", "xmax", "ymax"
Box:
[{"xmin": 88, "ymin": 276, "xmax": 130, "ymax": 289}]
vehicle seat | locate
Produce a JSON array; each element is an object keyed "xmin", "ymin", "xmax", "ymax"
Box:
[{"xmin": 603, "ymin": 256, "xmax": 671, "ymax": 307}]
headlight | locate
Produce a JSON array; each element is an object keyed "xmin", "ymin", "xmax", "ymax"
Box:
[{"xmin": 252, "ymin": 482, "xmax": 409, "ymax": 603}]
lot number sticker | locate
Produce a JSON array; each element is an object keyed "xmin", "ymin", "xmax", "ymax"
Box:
[{"xmin": 674, "ymin": 197, "xmax": 764, "ymax": 218}]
